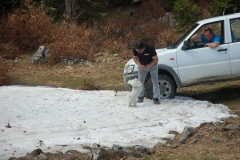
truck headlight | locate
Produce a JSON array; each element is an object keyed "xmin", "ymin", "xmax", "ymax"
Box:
[{"xmin": 124, "ymin": 64, "xmax": 135, "ymax": 74}]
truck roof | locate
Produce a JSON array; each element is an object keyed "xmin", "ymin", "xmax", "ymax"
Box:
[{"xmin": 197, "ymin": 13, "xmax": 240, "ymax": 25}]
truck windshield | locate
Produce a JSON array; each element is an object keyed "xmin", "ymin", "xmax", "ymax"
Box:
[{"xmin": 167, "ymin": 23, "xmax": 199, "ymax": 49}]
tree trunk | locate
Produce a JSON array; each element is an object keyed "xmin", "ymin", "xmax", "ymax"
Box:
[{"xmin": 65, "ymin": 0, "xmax": 72, "ymax": 23}]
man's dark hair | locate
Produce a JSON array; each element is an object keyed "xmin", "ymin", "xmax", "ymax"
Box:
[
  {"xmin": 204, "ymin": 28, "xmax": 213, "ymax": 34},
  {"xmin": 134, "ymin": 41, "xmax": 146, "ymax": 49}
]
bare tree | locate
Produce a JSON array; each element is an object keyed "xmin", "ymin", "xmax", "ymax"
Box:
[
  {"xmin": 65, "ymin": 0, "xmax": 85, "ymax": 24},
  {"xmin": 65, "ymin": 0, "xmax": 72, "ymax": 23}
]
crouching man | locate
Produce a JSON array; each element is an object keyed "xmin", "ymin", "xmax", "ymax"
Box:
[{"xmin": 132, "ymin": 41, "xmax": 160, "ymax": 104}]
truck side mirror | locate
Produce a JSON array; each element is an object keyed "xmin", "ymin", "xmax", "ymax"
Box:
[{"xmin": 182, "ymin": 41, "xmax": 190, "ymax": 51}]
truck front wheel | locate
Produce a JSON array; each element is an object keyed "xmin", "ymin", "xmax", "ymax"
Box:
[{"xmin": 145, "ymin": 74, "xmax": 176, "ymax": 99}]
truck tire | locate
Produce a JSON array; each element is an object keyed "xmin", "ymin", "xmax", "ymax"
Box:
[{"xmin": 145, "ymin": 74, "xmax": 176, "ymax": 99}]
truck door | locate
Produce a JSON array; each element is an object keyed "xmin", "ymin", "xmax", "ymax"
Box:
[
  {"xmin": 228, "ymin": 17, "xmax": 240, "ymax": 76},
  {"xmin": 176, "ymin": 20, "xmax": 231, "ymax": 85}
]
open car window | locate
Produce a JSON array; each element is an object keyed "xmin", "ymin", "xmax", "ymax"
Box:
[{"xmin": 188, "ymin": 21, "xmax": 224, "ymax": 49}]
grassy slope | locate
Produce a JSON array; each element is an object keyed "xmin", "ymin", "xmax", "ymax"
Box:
[{"xmin": 8, "ymin": 54, "xmax": 127, "ymax": 91}]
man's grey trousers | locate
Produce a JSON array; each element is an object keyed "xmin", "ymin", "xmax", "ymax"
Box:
[{"xmin": 138, "ymin": 64, "xmax": 161, "ymax": 99}]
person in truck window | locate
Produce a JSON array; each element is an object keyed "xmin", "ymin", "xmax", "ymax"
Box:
[
  {"xmin": 191, "ymin": 27, "xmax": 222, "ymax": 48},
  {"xmin": 132, "ymin": 41, "xmax": 161, "ymax": 104}
]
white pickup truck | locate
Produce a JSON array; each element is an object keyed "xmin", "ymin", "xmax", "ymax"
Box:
[{"xmin": 123, "ymin": 13, "xmax": 240, "ymax": 99}]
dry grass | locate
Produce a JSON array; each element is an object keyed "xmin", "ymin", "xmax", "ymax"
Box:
[
  {"xmin": 148, "ymin": 118, "xmax": 240, "ymax": 160},
  {"xmin": 6, "ymin": 54, "xmax": 126, "ymax": 91}
]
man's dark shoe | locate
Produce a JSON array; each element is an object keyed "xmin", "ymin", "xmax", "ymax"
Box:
[
  {"xmin": 153, "ymin": 98, "xmax": 160, "ymax": 104},
  {"xmin": 137, "ymin": 97, "xmax": 144, "ymax": 103}
]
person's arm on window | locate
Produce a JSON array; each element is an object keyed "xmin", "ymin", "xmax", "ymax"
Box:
[
  {"xmin": 191, "ymin": 30, "xmax": 204, "ymax": 42},
  {"xmin": 204, "ymin": 35, "xmax": 221, "ymax": 48},
  {"xmin": 204, "ymin": 42, "xmax": 220, "ymax": 48},
  {"xmin": 191, "ymin": 34, "xmax": 202, "ymax": 42}
]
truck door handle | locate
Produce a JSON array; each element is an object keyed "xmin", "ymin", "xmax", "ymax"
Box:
[{"xmin": 218, "ymin": 48, "xmax": 227, "ymax": 52}]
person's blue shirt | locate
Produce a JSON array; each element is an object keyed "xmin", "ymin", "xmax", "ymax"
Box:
[{"xmin": 200, "ymin": 34, "xmax": 222, "ymax": 44}]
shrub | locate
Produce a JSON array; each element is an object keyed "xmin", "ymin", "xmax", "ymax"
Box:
[
  {"xmin": 1, "ymin": 0, "xmax": 54, "ymax": 51},
  {"xmin": 209, "ymin": 0, "xmax": 232, "ymax": 16},
  {"xmin": 95, "ymin": 0, "xmax": 179, "ymax": 59},
  {"xmin": 173, "ymin": 0, "xmax": 200, "ymax": 27},
  {"xmin": 47, "ymin": 23, "xmax": 99, "ymax": 64},
  {"xmin": 0, "ymin": 0, "xmax": 180, "ymax": 65},
  {"xmin": 0, "ymin": 43, "xmax": 21, "ymax": 59},
  {"xmin": 136, "ymin": 0, "xmax": 165, "ymax": 19},
  {"xmin": 79, "ymin": 79, "xmax": 102, "ymax": 90}
]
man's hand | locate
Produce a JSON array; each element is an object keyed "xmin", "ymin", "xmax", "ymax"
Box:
[
  {"xmin": 138, "ymin": 64, "xmax": 146, "ymax": 70},
  {"xmin": 204, "ymin": 42, "xmax": 219, "ymax": 48},
  {"xmin": 133, "ymin": 56, "xmax": 147, "ymax": 70}
]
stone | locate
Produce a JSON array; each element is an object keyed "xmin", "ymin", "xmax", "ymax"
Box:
[
  {"xmin": 29, "ymin": 149, "xmax": 43, "ymax": 156},
  {"xmin": 211, "ymin": 137, "xmax": 219, "ymax": 143},
  {"xmin": 224, "ymin": 124, "xmax": 240, "ymax": 131},
  {"xmin": 84, "ymin": 61, "xmax": 94, "ymax": 67},
  {"xmin": 32, "ymin": 46, "xmax": 50, "ymax": 64},
  {"xmin": 102, "ymin": 59, "xmax": 107, "ymax": 63},
  {"xmin": 34, "ymin": 153, "xmax": 47, "ymax": 160},
  {"xmin": 207, "ymin": 127, "xmax": 216, "ymax": 132},
  {"xmin": 107, "ymin": 58, "xmax": 113, "ymax": 63},
  {"xmin": 134, "ymin": 145, "xmax": 154, "ymax": 153},
  {"xmin": 193, "ymin": 133, "xmax": 204, "ymax": 138},
  {"xmin": 179, "ymin": 126, "xmax": 195, "ymax": 143},
  {"xmin": 88, "ymin": 143, "xmax": 102, "ymax": 160},
  {"xmin": 167, "ymin": 143, "xmax": 179, "ymax": 148},
  {"xmin": 182, "ymin": 126, "xmax": 195, "ymax": 139},
  {"xmin": 191, "ymin": 139, "xmax": 198, "ymax": 144},
  {"xmin": 14, "ymin": 57, "xmax": 19, "ymax": 63},
  {"xmin": 66, "ymin": 66, "xmax": 73, "ymax": 69},
  {"xmin": 113, "ymin": 144, "xmax": 142, "ymax": 158},
  {"xmin": 116, "ymin": 67, "xmax": 123, "ymax": 71}
]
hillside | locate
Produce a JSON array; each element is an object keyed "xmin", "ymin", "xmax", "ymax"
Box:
[{"xmin": 1, "ymin": 1, "xmax": 240, "ymax": 160}]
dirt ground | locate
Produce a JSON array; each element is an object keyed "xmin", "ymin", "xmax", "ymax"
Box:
[{"xmin": 5, "ymin": 55, "xmax": 240, "ymax": 160}]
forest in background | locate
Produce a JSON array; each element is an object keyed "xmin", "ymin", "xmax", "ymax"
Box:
[{"xmin": 0, "ymin": 0, "xmax": 240, "ymax": 85}]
